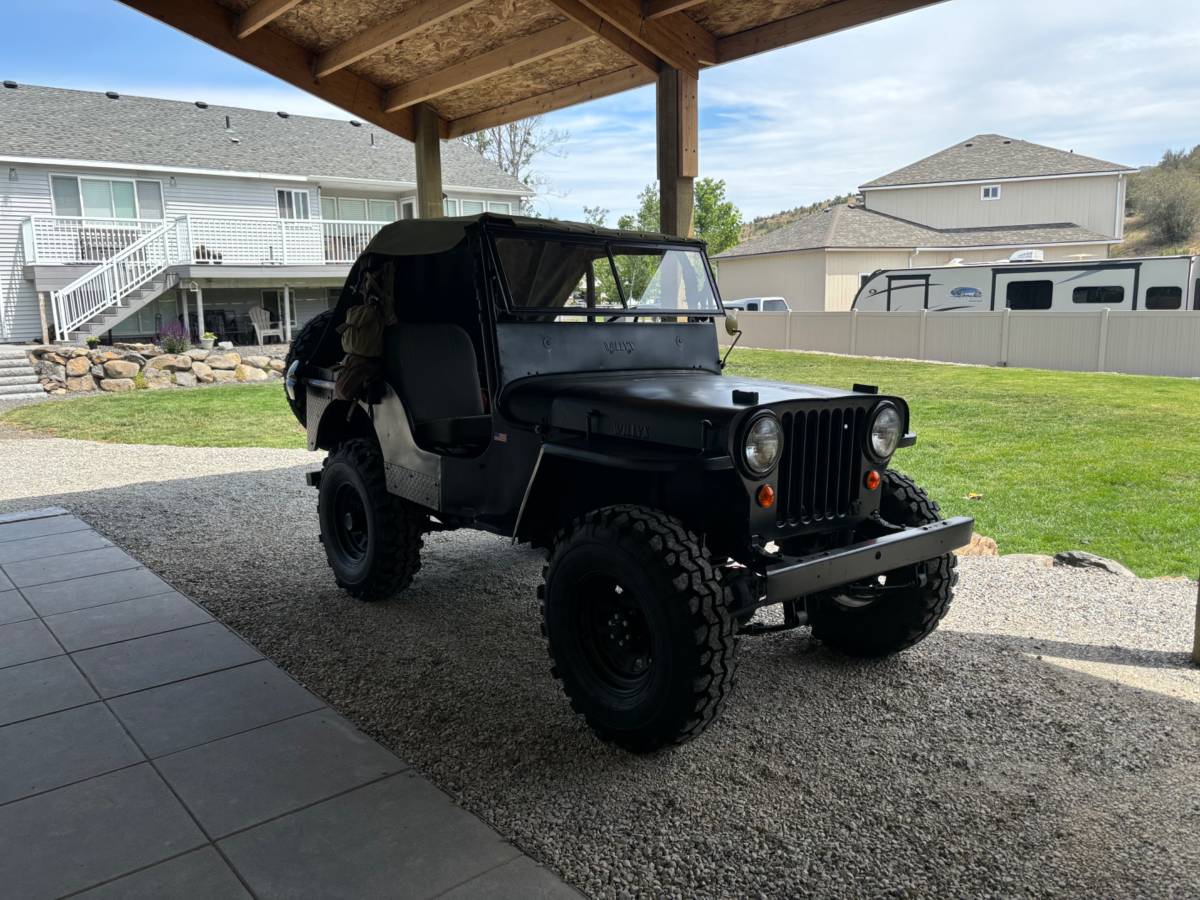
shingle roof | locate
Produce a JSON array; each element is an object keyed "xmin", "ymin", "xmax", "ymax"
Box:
[
  {"xmin": 714, "ymin": 204, "xmax": 1111, "ymax": 259},
  {"xmin": 0, "ymin": 83, "xmax": 529, "ymax": 193},
  {"xmin": 860, "ymin": 134, "xmax": 1134, "ymax": 189}
]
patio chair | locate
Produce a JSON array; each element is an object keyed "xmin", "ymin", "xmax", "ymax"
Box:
[{"xmin": 250, "ymin": 306, "xmax": 285, "ymax": 344}]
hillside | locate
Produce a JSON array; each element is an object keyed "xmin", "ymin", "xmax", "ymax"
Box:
[
  {"xmin": 1112, "ymin": 144, "xmax": 1200, "ymax": 258},
  {"xmin": 740, "ymin": 193, "xmax": 855, "ymax": 241}
]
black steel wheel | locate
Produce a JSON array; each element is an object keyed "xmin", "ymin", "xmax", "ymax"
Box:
[
  {"xmin": 809, "ymin": 470, "xmax": 958, "ymax": 657},
  {"xmin": 540, "ymin": 505, "xmax": 739, "ymax": 753},
  {"xmin": 317, "ymin": 439, "xmax": 426, "ymax": 601},
  {"xmin": 284, "ymin": 308, "xmax": 339, "ymax": 427}
]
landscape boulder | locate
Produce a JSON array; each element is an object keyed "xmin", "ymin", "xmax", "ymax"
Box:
[
  {"xmin": 235, "ymin": 363, "xmax": 269, "ymax": 382},
  {"xmin": 187, "ymin": 349, "xmax": 210, "ymax": 361},
  {"xmin": 955, "ymin": 533, "xmax": 998, "ymax": 557},
  {"xmin": 66, "ymin": 374, "xmax": 95, "ymax": 392},
  {"xmin": 243, "ymin": 355, "xmax": 271, "ymax": 369},
  {"xmin": 65, "ymin": 356, "xmax": 90, "ymax": 377},
  {"xmin": 103, "ymin": 359, "xmax": 140, "ymax": 379},
  {"xmin": 212, "ymin": 370, "xmax": 238, "ymax": 383},
  {"xmin": 192, "ymin": 362, "xmax": 214, "ymax": 383},
  {"xmin": 98, "ymin": 378, "xmax": 135, "ymax": 393},
  {"xmin": 146, "ymin": 354, "xmax": 192, "ymax": 372},
  {"xmin": 1053, "ymin": 551, "xmax": 1135, "ymax": 578},
  {"xmin": 268, "ymin": 358, "xmax": 287, "ymax": 372},
  {"xmin": 174, "ymin": 371, "xmax": 198, "ymax": 388},
  {"xmin": 206, "ymin": 352, "xmax": 241, "ymax": 370}
]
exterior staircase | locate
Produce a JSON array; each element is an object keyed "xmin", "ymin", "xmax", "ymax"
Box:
[
  {"xmin": 69, "ymin": 272, "xmax": 181, "ymax": 342},
  {"xmin": 0, "ymin": 346, "xmax": 45, "ymax": 401}
]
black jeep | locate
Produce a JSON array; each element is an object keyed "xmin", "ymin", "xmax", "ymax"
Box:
[{"xmin": 284, "ymin": 214, "xmax": 973, "ymax": 752}]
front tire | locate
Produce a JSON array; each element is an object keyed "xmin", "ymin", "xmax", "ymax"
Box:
[
  {"xmin": 810, "ymin": 470, "xmax": 957, "ymax": 657},
  {"xmin": 284, "ymin": 309, "xmax": 339, "ymax": 427},
  {"xmin": 540, "ymin": 505, "xmax": 739, "ymax": 753},
  {"xmin": 318, "ymin": 439, "xmax": 425, "ymax": 601}
]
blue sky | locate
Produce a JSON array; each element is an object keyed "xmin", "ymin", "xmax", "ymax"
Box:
[{"xmin": 5, "ymin": 0, "xmax": 1199, "ymax": 223}]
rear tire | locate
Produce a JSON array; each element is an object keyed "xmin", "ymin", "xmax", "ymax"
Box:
[
  {"xmin": 318, "ymin": 439, "xmax": 425, "ymax": 601},
  {"xmin": 809, "ymin": 470, "xmax": 957, "ymax": 657},
  {"xmin": 540, "ymin": 505, "xmax": 739, "ymax": 753},
  {"xmin": 284, "ymin": 309, "xmax": 339, "ymax": 427}
]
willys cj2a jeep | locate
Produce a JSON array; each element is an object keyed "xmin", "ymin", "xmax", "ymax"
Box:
[{"xmin": 284, "ymin": 214, "xmax": 974, "ymax": 753}]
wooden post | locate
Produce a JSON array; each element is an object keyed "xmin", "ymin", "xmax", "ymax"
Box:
[
  {"xmin": 36, "ymin": 292, "xmax": 50, "ymax": 345},
  {"xmin": 282, "ymin": 284, "xmax": 293, "ymax": 343},
  {"xmin": 180, "ymin": 286, "xmax": 189, "ymax": 338},
  {"xmin": 657, "ymin": 66, "xmax": 697, "ymax": 237},
  {"xmin": 414, "ymin": 103, "xmax": 444, "ymax": 219},
  {"xmin": 194, "ymin": 284, "xmax": 206, "ymax": 339}
]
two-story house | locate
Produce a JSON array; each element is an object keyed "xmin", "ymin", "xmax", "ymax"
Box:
[
  {"xmin": 0, "ymin": 83, "xmax": 531, "ymax": 344},
  {"xmin": 715, "ymin": 134, "xmax": 1136, "ymax": 310}
]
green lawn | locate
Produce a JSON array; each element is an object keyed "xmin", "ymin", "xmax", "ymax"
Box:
[
  {"xmin": 2, "ymin": 354, "xmax": 1197, "ymax": 576},
  {"xmin": 1, "ymin": 384, "xmax": 305, "ymax": 449}
]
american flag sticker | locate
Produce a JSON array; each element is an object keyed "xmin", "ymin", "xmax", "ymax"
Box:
[{"xmin": 493, "ymin": 432, "xmax": 508, "ymax": 443}]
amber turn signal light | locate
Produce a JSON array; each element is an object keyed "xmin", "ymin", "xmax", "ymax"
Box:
[
  {"xmin": 864, "ymin": 470, "xmax": 881, "ymax": 491},
  {"xmin": 756, "ymin": 484, "xmax": 776, "ymax": 508}
]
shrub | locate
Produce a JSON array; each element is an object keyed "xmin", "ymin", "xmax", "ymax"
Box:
[
  {"xmin": 157, "ymin": 321, "xmax": 191, "ymax": 354},
  {"xmin": 1130, "ymin": 169, "xmax": 1200, "ymax": 245},
  {"xmin": 133, "ymin": 371, "xmax": 148, "ymax": 390},
  {"xmin": 85, "ymin": 336, "xmax": 100, "ymax": 349}
]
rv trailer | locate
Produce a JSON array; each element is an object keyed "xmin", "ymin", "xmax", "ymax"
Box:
[{"xmin": 852, "ymin": 254, "xmax": 1200, "ymax": 313}]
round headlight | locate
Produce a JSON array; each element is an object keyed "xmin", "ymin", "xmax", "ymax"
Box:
[
  {"xmin": 743, "ymin": 414, "xmax": 782, "ymax": 475},
  {"xmin": 869, "ymin": 403, "xmax": 903, "ymax": 460}
]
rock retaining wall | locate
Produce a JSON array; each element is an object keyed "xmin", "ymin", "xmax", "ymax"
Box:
[{"xmin": 27, "ymin": 344, "xmax": 288, "ymax": 394}]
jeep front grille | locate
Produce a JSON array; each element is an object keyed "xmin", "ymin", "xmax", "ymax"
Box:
[{"xmin": 776, "ymin": 407, "xmax": 865, "ymax": 526}]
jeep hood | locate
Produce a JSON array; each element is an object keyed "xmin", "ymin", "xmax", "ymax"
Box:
[{"xmin": 502, "ymin": 371, "xmax": 870, "ymax": 449}]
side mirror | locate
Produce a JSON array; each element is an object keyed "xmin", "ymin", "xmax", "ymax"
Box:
[{"xmin": 724, "ymin": 311, "xmax": 740, "ymax": 336}]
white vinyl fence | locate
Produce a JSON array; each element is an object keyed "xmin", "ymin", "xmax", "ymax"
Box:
[{"xmin": 719, "ymin": 309, "xmax": 1200, "ymax": 378}]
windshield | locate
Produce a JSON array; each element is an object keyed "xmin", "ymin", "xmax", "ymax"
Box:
[{"xmin": 494, "ymin": 235, "xmax": 721, "ymax": 319}]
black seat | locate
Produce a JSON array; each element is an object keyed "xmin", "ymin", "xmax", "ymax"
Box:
[{"xmin": 383, "ymin": 323, "xmax": 491, "ymax": 451}]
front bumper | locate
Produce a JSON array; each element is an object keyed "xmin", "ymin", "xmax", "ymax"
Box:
[{"xmin": 764, "ymin": 515, "xmax": 974, "ymax": 603}]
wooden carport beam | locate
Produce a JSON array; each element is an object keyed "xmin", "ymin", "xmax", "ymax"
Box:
[
  {"xmin": 235, "ymin": 0, "xmax": 306, "ymax": 39},
  {"xmin": 414, "ymin": 104, "xmax": 444, "ymax": 219},
  {"xmin": 642, "ymin": 0, "xmax": 705, "ymax": 19},
  {"xmin": 384, "ymin": 21, "xmax": 594, "ymax": 112},
  {"xmin": 315, "ymin": 0, "xmax": 482, "ymax": 79},
  {"xmin": 542, "ymin": 0, "xmax": 660, "ymax": 72},
  {"xmin": 657, "ymin": 66, "xmax": 698, "ymax": 237},
  {"xmin": 548, "ymin": 0, "xmax": 716, "ymax": 76},
  {"xmin": 119, "ymin": 0, "xmax": 417, "ymax": 139}
]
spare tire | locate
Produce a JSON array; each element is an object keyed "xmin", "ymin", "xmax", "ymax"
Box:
[{"xmin": 284, "ymin": 309, "xmax": 340, "ymax": 427}]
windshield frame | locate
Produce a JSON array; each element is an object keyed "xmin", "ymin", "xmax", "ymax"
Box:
[{"xmin": 485, "ymin": 225, "xmax": 724, "ymax": 321}]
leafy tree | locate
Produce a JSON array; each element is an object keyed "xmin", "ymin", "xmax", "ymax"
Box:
[
  {"xmin": 692, "ymin": 178, "xmax": 742, "ymax": 254},
  {"xmin": 459, "ymin": 116, "xmax": 568, "ymax": 210},
  {"xmin": 1133, "ymin": 168, "xmax": 1200, "ymax": 245}
]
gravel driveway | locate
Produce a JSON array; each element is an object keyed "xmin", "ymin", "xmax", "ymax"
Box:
[{"xmin": 4, "ymin": 432, "xmax": 1199, "ymax": 898}]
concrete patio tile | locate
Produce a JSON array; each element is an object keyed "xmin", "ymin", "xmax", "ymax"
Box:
[
  {"xmin": 160, "ymin": 709, "xmax": 405, "ymax": 837},
  {"xmin": 109, "ymin": 659, "xmax": 323, "ymax": 757},
  {"xmin": 220, "ymin": 774, "xmax": 518, "ymax": 899},
  {"xmin": 441, "ymin": 856, "xmax": 586, "ymax": 899},
  {"xmin": 20, "ymin": 566, "xmax": 173, "ymax": 617},
  {"xmin": 0, "ymin": 764, "xmax": 206, "ymax": 899},
  {"xmin": 0, "ymin": 618, "xmax": 62, "ymax": 669},
  {"xmin": 75, "ymin": 847, "xmax": 251, "ymax": 899},
  {"xmin": 0, "ymin": 506, "xmax": 69, "ymax": 525},
  {"xmin": 74, "ymin": 621, "xmax": 262, "ymax": 698},
  {"xmin": 0, "ymin": 568, "xmax": 12, "ymax": 591},
  {"xmin": 0, "ymin": 655, "xmax": 97, "ymax": 727},
  {"xmin": 0, "ymin": 528, "xmax": 111, "ymax": 565},
  {"xmin": 2, "ymin": 545, "xmax": 141, "ymax": 587},
  {"xmin": 0, "ymin": 703, "xmax": 142, "ymax": 804},
  {"xmin": 0, "ymin": 588, "xmax": 35, "ymax": 625},
  {"xmin": 0, "ymin": 513, "xmax": 90, "ymax": 544},
  {"xmin": 43, "ymin": 591, "xmax": 210, "ymax": 651}
]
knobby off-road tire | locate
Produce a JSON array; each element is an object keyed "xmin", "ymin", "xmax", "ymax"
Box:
[
  {"xmin": 540, "ymin": 505, "xmax": 740, "ymax": 753},
  {"xmin": 318, "ymin": 439, "xmax": 426, "ymax": 601},
  {"xmin": 810, "ymin": 470, "xmax": 957, "ymax": 658},
  {"xmin": 284, "ymin": 308, "xmax": 338, "ymax": 427}
]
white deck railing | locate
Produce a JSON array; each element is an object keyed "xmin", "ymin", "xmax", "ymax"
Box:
[{"xmin": 25, "ymin": 215, "xmax": 386, "ymax": 267}]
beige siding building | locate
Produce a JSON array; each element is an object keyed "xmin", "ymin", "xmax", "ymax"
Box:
[{"xmin": 715, "ymin": 134, "xmax": 1134, "ymax": 311}]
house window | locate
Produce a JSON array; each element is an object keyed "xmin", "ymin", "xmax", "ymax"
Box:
[
  {"xmin": 461, "ymin": 200, "xmax": 485, "ymax": 215},
  {"xmin": 981, "ymin": 184, "xmax": 1001, "ymax": 201},
  {"xmin": 1145, "ymin": 286, "xmax": 1182, "ymax": 310},
  {"xmin": 368, "ymin": 199, "xmax": 397, "ymax": 222},
  {"xmin": 1006, "ymin": 280, "xmax": 1053, "ymax": 310},
  {"xmin": 443, "ymin": 198, "xmax": 459, "ymax": 216},
  {"xmin": 488, "ymin": 201, "xmax": 511, "ymax": 214},
  {"xmin": 336, "ymin": 197, "xmax": 368, "ymax": 221},
  {"xmin": 1072, "ymin": 285, "xmax": 1124, "ymax": 304},
  {"xmin": 50, "ymin": 175, "xmax": 163, "ymax": 220},
  {"xmin": 320, "ymin": 196, "xmax": 337, "ymax": 220},
  {"xmin": 277, "ymin": 189, "xmax": 310, "ymax": 219}
]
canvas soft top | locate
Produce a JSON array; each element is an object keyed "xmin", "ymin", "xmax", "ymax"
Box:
[{"xmin": 361, "ymin": 212, "xmax": 703, "ymax": 258}]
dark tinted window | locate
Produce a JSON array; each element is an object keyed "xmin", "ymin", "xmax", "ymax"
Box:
[
  {"xmin": 1006, "ymin": 280, "xmax": 1052, "ymax": 310},
  {"xmin": 762, "ymin": 299, "xmax": 787, "ymax": 311},
  {"xmin": 1072, "ymin": 285, "xmax": 1124, "ymax": 304},
  {"xmin": 1145, "ymin": 286, "xmax": 1182, "ymax": 310}
]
